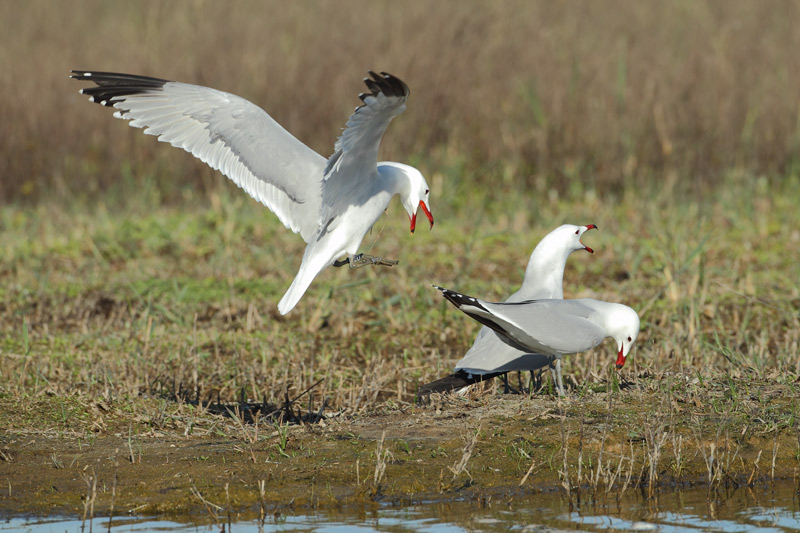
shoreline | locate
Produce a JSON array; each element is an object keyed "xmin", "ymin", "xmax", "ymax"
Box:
[{"xmin": 3, "ymin": 380, "xmax": 799, "ymax": 517}]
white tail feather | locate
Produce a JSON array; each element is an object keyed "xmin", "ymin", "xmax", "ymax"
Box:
[
  {"xmin": 277, "ymin": 257, "xmax": 330, "ymax": 315},
  {"xmin": 278, "ymin": 276, "xmax": 313, "ymax": 315}
]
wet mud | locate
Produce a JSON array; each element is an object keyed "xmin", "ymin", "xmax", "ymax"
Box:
[{"xmin": 1, "ymin": 381, "xmax": 799, "ymax": 519}]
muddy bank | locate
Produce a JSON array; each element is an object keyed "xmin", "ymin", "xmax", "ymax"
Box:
[{"xmin": 2, "ymin": 376, "xmax": 799, "ymax": 519}]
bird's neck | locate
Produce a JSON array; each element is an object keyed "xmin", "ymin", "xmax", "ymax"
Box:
[{"xmin": 520, "ymin": 241, "xmax": 571, "ymax": 299}]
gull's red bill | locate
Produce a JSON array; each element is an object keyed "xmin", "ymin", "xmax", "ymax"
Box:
[
  {"xmin": 581, "ymin": 224, "xmax": 597, "ymax": 253},
  {"xmin": 411, "ymin": 201, "xmax": 434, "ymax": 233},
  {"xmin": 615, "ymin": 344, "xmax": 626, "ymax": 369}
]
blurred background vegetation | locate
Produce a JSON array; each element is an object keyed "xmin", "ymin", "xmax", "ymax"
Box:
[
  {"xmin": 3, "ymin": 0, "xmax": 800, "ymax": 204},
  {"xmin": 1, "ymin": 1, "xmax": 799, "ymax": 409}
]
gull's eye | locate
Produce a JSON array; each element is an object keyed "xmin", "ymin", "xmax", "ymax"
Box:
[
  {"xmin": 425, "ymin": 189, "xmax": 429, "ymax": 195},
  {"xmin": 627, "ymin": 336, "xmax": 632, "ymax": 342},
  {"xmin": 575, "ymin": 229, "xmax": 579, "ymax": 235}
]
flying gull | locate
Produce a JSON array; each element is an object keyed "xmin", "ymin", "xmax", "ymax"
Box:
[{"xmin": 71, "ymin": 70, "xmax": 434, "ymax": 314}]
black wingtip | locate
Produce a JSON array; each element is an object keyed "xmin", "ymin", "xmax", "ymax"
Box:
[
  {"xmin": 431, "ymin": 284, "xmax": 455, "ymax": 305},
  {"xmin": 417, "ymin": 370, "xmax": 501, "ymax": 397},
  {"xmin": 70, "ymin": 70, "xmax": 170, "ymax": 84},
  {"xmin": 362, "ymin": 70, "xmax": 410, "ymax": 99},
  {"xmin": 432, "ymin": 285, "xmax": 486, "ymax": 311},
  {"xmin": 70, "ymin": 70, "xmax": 170, "ymax": 106},
  {"xmin": 351, "ymin": 70, "xmax": 410, "ymax": 115}
]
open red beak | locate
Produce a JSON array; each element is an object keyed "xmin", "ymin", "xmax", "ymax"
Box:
[
  {"xmin": 410, "ymin": 201, "xmax": 434, "ymax": 233},
  {"xmin": 582, "ymin": 224, "xmax": 597, "ymax": 254},
  {"xmin": 615, "ymin": 344, "xmax": 626, "ymax": 369}
]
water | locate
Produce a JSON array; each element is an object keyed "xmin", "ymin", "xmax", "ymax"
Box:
[{"xmin": 3, "ymin": 482, "xmax": 799, "ymax": 532}]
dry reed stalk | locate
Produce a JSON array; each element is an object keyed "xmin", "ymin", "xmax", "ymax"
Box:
[
  {"xmin": 447, "ymin": 424, "xmax": 481, "ymax": 489},
  {"xmin": 81, "ymin": 467, "xmax": 97, "ymax": 533},
  {"xmin": 748, "ymin": 450, "xmax": 762, "ymax": 485},
  {"xmin": 107, "ymin": 451, "xmax": 118, "ymax": 533},
  {"xmin": 617, "ymin": 440, "xmax": 637, "ymax": 497},
  {"xmin": 672, "ymin": 434, "xmax": 684, "ymax": 479},
  {"xmin": 226, "ymin": 404, "xmax": 258, "ymax": 444},
  {"xmin": 373, "ymin": 431, "xmax": 391, "ymax": 490},
  {"xmin": 225, "ymin": 482, "xmax": 232, "ymax": 533},
  {"xmin": 519, "ymin": 459, "xmax": 538, "ymax": 487},
  {"xmin": 258, "ymin": 479, "xmax": 266, "ymax": 529},
  {"xmin": 772, "ymin": 433, "xmax": 779, "ymax": 481},
  {"xmin": 577, "ymin": 414, "xmax": 585, "ymax": 488},
  {"xmin": 190, "ymin": 482, "xmax": 222, "ymax": 528},
  {"xmin": 593, "ymin": 381, "xmax": 616, "ymax": 493},
  {"xmin": 559, "ymin": 402, "xmax": 571, "ymax": 499},
  {"xmin": 643, "ymin": 412, "xmax": 669, "ymax": 498}
]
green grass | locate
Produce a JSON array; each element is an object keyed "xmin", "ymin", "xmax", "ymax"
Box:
[{"xmin": 2, "ymin": 169, "xmax": 799, "ymax": 418}]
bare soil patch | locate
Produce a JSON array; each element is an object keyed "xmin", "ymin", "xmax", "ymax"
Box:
[{"xmin": 2, "ymin": 377, "xmax": 798, "ymax": 519}]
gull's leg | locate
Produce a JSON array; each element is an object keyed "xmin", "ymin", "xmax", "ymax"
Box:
[
  {"xmin": 555, "ymin": 359, "xmax": 565, "ymax": 397},
  {"xmin": 548, "ymin": 359, "xmax": 565, "ymax": 397},
  {"xmin": 548, "ymin": 364, "xmax": 558, "ymax": 396},
  {"xmin": 531, "ymin": 368, "xmax": 545, "ymax": 394},
  {"xmin": 349, "ymin": 253, "xmax": 399, "ymax": 269},
  {"xmin": 499, "ymin": 373, "xmax": 511, "ymax": 393},
  {"xmin": 334, "ymin": 253, "xmax": 366, "ymax": 268},
  {"xmin": 498, "ymin": 373, "xmax": 519, "ymax": 394},
  {"xmin": 333, "ymin": 254, "xmax": 368, "ymax": 268}
]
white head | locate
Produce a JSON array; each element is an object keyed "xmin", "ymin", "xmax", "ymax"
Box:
[
  {"xmin": 536, "ymin": 224, "xmax": 598, "ymax": 255},
  {"xmin": 606, "ymin": 305, "xmax": 640, "ymax": 369},
  {"xmin": 522, "ymin": 224, "xmax": 597, "ymax": 298},
  {"xmin": 378, "ymin": 162, "xmax": 434, "ymax": 233}
]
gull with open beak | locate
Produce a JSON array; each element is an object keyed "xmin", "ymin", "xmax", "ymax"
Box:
[
  {"xmin": 71, "ymin": 70, "xmax": 434, "ymax": 314},
  {"xmin": 419, "ymin": 224, "xmax": 597, "ymax": 396}
]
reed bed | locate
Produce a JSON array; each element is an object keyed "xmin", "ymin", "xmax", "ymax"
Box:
[{"xmin": 3, "ymin": 1, "xmax": 800, "ymax": 203}]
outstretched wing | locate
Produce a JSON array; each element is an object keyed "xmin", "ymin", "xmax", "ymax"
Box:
[
  {"xmin": 318, "ymin": 71, "xmax": 409, "ymax": 229},
  {"xmin": 71, "ymin": 70, "xmax": 325, "ymax": 242},
  {"xmin": 434, "ymin": 286, "xmax": 607, "ymax": 355}
]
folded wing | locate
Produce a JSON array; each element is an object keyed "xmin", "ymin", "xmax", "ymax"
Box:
[{"xmin": 435, "ymin": 287, "xmax": 607, "ymax": 356}]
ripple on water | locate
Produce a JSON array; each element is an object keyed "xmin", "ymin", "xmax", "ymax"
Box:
[{"xmin": 2, "ymin": 482, "xmax": 799, "ymax": 532}]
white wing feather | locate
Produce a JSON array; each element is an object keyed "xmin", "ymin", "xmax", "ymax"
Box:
[
  {"xmin": 319, "ymin": 72, "xmax": 409, "ymax": 230},
  {"xmin": 76, "ymin": 72, "xmax": 325, "ymax": 242}
]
